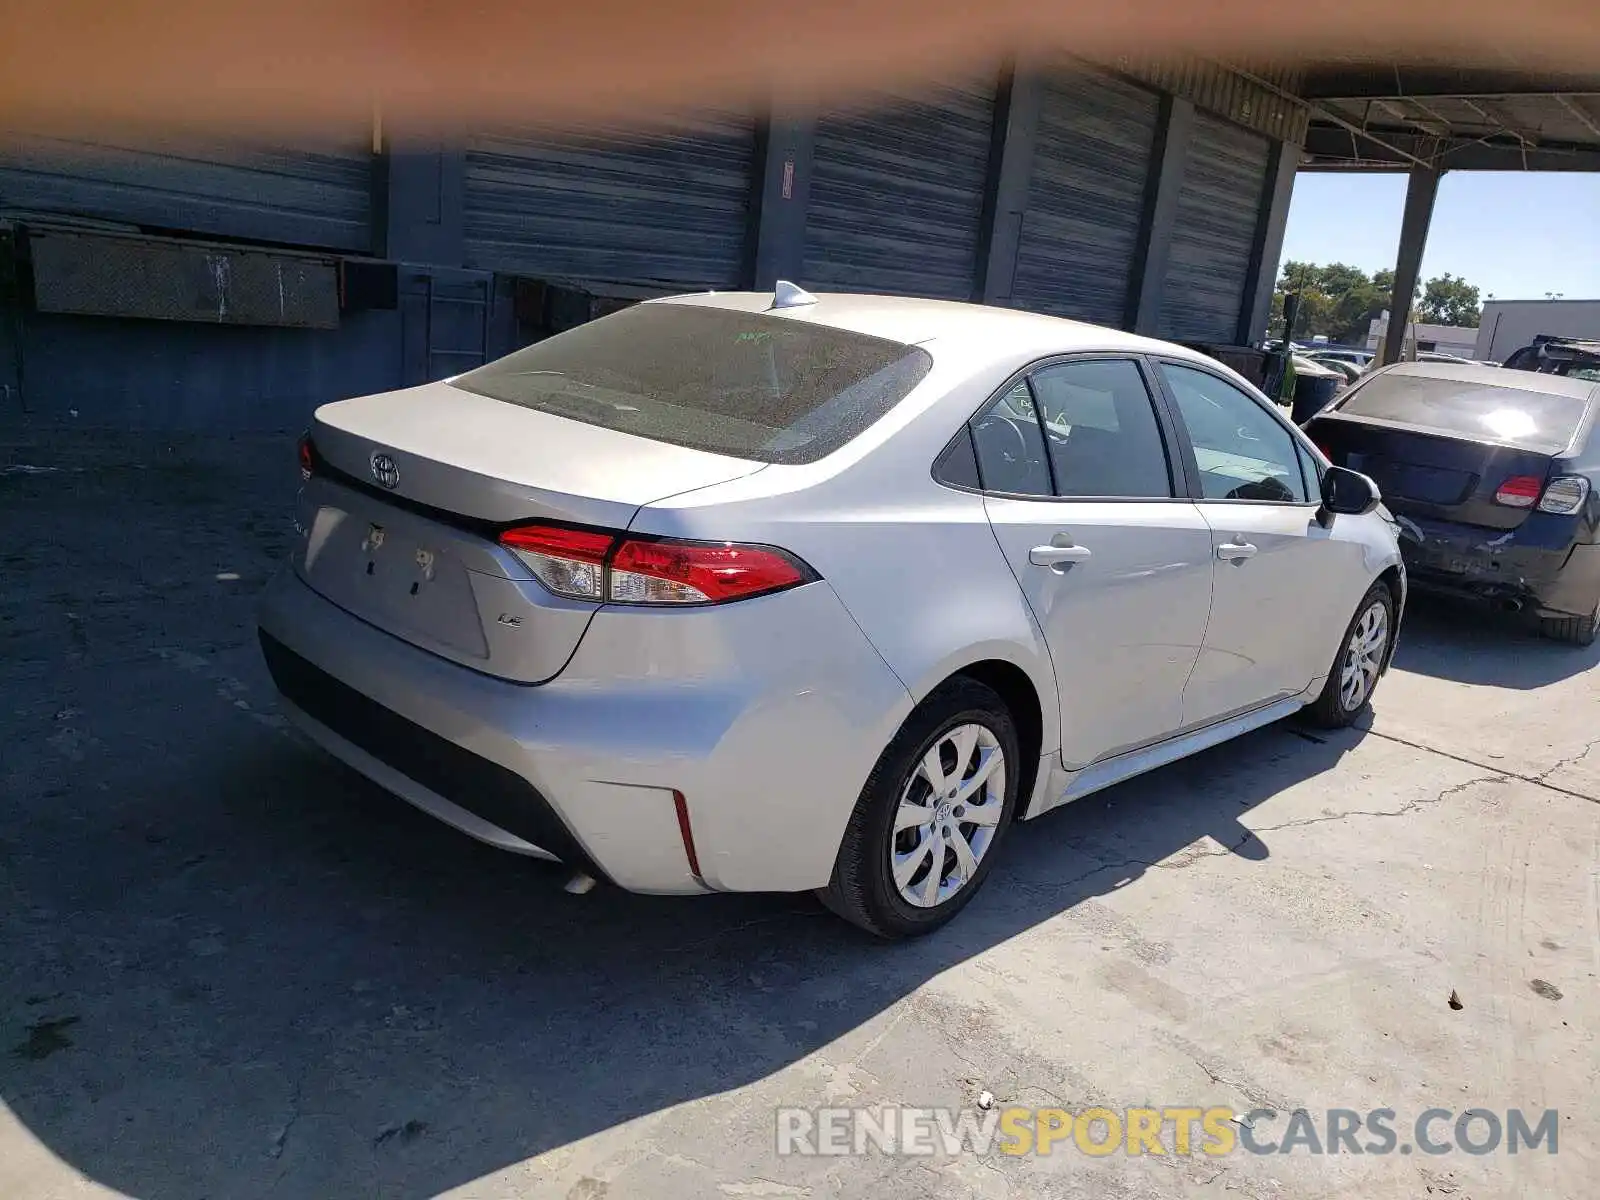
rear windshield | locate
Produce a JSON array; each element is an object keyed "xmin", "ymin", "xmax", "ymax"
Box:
[
  {"xmin": 1336, "ymin": 373, "xmax": 1591, "ymax": 454},
  {"xmin": 449, "ymin": 303, "xmax": 933, "ymax": 465}
]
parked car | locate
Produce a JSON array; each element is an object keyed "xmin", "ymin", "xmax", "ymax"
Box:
[
  {"xmin": 1305, "ymin": 360, "xmax": 1600, "ymax": 644},
  {"xmin": 260, "ymin": 287, "xmax": 1405, "ymax": 937},
  {"xmin": 1305, "ymin": 353, "xmax": 1363, "ymax": 384},
  {"xmin": 1502, "ymin": 337, "xmax": 1600, "ymax": 379},
  {"xmin": 1308, "ymin": 347, "xmax": 1374, "ymax": 370}
]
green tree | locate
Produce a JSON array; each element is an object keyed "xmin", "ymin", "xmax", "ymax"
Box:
[
  {"xmin": 1268, "ymin": 262, "xmax": 1461, "ymax": 343},
  {"xmin": 1271, "ymin": 261, "xmax": 1386, "ymax": 344},
  {"xmin": 1418, "ymin": 273, "xmax": 1482, "ymax": 327}
]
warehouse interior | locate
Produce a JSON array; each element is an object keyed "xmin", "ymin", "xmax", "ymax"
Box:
[{"xmin": 2, "ymin": 55, "xmax": 1597, "ymax": 431}]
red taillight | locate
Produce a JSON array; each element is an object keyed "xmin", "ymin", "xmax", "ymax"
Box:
[
  {"xmin": 1494, "ymin": 475, "xmax": 1543, "ymax": 508},
  {"xmin": 496, "ymin": 522, "xmax": 814, "ymax": 605},
  {"xmin": 296, "ymin": 432, "xmax": 314, "ymax": 481},
  {"xmin": 610, "ymin": 538, "xmax": 809, "ymax": 604}
]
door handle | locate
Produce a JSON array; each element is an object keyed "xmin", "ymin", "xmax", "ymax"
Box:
[
  {"xmin": 1029, "ymin": 543, "xmax": 1092, "ymax": 567},
  {"xmin": 1216, "ymin": 541, "xmax": 1258, "ymax": 562}
]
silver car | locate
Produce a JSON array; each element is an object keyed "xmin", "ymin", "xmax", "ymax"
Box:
[{"xmin": 259, "ymin": 286, "xmax": 1405, "ymax": 937}]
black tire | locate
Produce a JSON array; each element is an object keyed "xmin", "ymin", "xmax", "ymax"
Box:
[
  {"xmin": 1540, "ymin": 603, "xmax": 1600, "ymax": 647},
  {"xmin": 1305, "ymin": 581, "xmax": 1395, "ymax": 729},
  {"xmin": 821, "ymin": 677, "xmax": 1021, "ymax": 939}
]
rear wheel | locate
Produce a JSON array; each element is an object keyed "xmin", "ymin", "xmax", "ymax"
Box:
[
  {"xmin": 822, "ymin": 678, "xmax": 1019, "ymax": 938},
  {"xmin": 1306, "ymin": 582, "xmax": 1394, "ymax": 728},
  {"xmin": 1540, "ymin": 602, "xmax": 1600, "ymax": 647}
]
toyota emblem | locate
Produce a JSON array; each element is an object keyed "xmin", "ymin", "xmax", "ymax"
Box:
[{"xmin": 369, "ymin": 452, "xmax": 400, "ymax": 490}]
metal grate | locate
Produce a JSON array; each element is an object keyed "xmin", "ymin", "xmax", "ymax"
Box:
[{"xmin": 28, "ymin": 226, "xmax": 339, "ymax": 329}]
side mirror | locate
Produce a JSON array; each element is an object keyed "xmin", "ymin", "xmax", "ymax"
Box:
[{"xmin": 1320, "ymin": 465, "xmax": 1381, "ymax": 520}]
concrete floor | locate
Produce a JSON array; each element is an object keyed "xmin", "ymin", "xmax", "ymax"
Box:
[{"xmin": 2, "ymin": 430, "xmax": 1595, "ymax": 1200}]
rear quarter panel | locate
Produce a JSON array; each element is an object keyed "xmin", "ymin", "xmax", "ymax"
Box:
[{"xmin": 630, "ymin": 358, "xmax": 1063, "ymax": 762}]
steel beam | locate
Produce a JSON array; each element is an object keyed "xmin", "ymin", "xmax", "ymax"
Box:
[
  {"xmin": 1238, "ymin": 140, "xmax": 1299, "ymax": 346},
  {"xmin": 1130, "ymin": 95, "xmax": 1195, "ymax": 334},
  {"xmin": 1303, "ymin": 126, "xmax": 1600, "ymax": 171},
  {"xmin": 748, "ymin": 109, "xmax": 816, "ymax": 290},
  {"xmin": 977, "ymin": 62, "xmax": 1043, "ymax": 306},
  {"xmin": 380, "ymin": 143, "xmax": 466, "ymax": 267},
  {"xmin": 1381, "ymin": 166, "xmax": 1440, "ymax": 366}
]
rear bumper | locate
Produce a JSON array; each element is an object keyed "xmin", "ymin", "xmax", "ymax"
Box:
[
  {"xmin": 1396, "ymin": 514, "xmax": 1600, "ymax": 617},
  {"xmin": 257, "ymin": 570, "xmax": 911, "ymax": 894}
]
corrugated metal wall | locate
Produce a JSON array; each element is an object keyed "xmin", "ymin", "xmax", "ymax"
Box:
[
  {"xmin": 0, "ymin": 134, "xmax": 372, "ymax": 252},
  {"xmin": 462, "ymin": 114, "xmax": 757, "ymax": 290},
  {"xmin": 1158, "ymin": 112, "xmax": 1272, "ymax": 343},
  {"xmin": 1011, "ymin": 67, "xmax": 1161, "ymax": 326},
  {"xmin": 803, "ymin": 78, "xmax": 998, "ymax": 300}
]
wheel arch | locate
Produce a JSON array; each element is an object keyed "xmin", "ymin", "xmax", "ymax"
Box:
[
  {"xmin": 914, "ymin": 654, "xmax": 1052, "ymax": 825},
  {"xmin": 1376, "ymin": 563, "xmax": 1405, "ymax": 673},
  {"xmin": 954, "ymin": 659, "xmax": 1044, "ymax": 820}
]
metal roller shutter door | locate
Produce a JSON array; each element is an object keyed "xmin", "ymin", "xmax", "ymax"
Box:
[
  {"xmin": 0, "ymin": 134, "xmax": 372, "ymax": 252},
  {"xmin": 804, "ymin": 79, "xmax": 997, "ymax": 300},
  {"xmin": 1012, "ymin": 69, "xmax": 1160, "ymax": 327},
  {"xmin": 463, "ymin": 114, "xmax": 757, "ymax": 290},
  {"xmin": 1158, "ymin": 113, "xmax": 1272, "ymax": 343}
]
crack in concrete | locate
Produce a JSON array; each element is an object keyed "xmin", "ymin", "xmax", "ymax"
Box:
[
  {"xmin": 267, "ymin": 1078, "xmax": 303, "ymax": 1176},
  {"xmin": 1247, "ymin": 771, "xmax": 1504, "ymax": 834},
  {"xmin": 1189, "ymin": 1056, "xmax": 1292, "ymax": 1112},
  {"xmin": 1016, "ymin": 765, "xmax": 1515, "ymax": 899},
  {"xmin": 1366, "ymin": 728, "xmax": 1600, "ymax": 807},
  {"xmin": 1534, "ymin": 732, "xmax": 1600, "ymax": 784}
]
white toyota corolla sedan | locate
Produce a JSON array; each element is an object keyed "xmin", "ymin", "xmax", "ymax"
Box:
[{"xmin": 258, "ymin": 285, "xmax": 1404, "ymax": 937}]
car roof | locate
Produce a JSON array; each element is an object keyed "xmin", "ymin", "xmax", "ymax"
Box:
[
  {"xmin": 1377, "ymin": 359, "xmax": 1600, "ymax": 400},
  {"xmin": 652, "ymin": 289, "xmax": 1217, "ymax": 370}
]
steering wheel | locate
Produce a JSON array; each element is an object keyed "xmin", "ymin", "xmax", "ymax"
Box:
[{"xmin": 974, "ymin": 414, "xmax": 1029, "ymax": 465}]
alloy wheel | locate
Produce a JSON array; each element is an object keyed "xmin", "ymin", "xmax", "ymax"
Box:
[
  {"xmin": 890, "ymin": 723, "xmax": 1007, "ymax": 908},
  {"xmin": 1338, "ymin": 600, "xmax": 1389, "ymax": 711}
]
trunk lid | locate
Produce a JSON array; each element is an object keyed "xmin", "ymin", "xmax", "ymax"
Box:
[
  {"xmin": 1309, "ymin": 412, "xmax": 1554, "ymax": 531},
  {"xmin": 296, "ymin": 381, "xmax": 765, "ymax": 682}
]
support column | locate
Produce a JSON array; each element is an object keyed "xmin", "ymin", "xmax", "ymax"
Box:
[
  {"xmin": 1238, "ymin": 140, "xmax": 1299, "ymax": 346},
  {"xmin": 1381, "ymin": 166, "xmax": 1441, "ymax": 365},
  {"xmin": 748, "ymin": 110, "xmax": 816, "ymax": 290},
  {"xmin": 378, "ymin": 140, "xmax": 466, "ymax": 267},
  {"xmin": 977, "ymin": 63, "xmax": 1043, "ymax": 306},
  {"xmin": 1130, "ymin": 96, "xmax": 1195, "ymax": 334}
]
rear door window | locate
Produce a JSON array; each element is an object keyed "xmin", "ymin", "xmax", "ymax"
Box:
[
  {"xmin": 1337, "ymin": 372, "xmax": 1590, "ymax": 454},
  {"xmin": 1027, "ymin": 360, "xmax": 1173, "ymax": 498},
  {"xmin": 450, "ymin": 303, "xmax": 933, "ymax": 465}
]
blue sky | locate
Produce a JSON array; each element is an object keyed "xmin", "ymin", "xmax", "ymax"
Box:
[{"xmin": 1278, "ymin": 172, "xmax": 1600, "ymax": 301}]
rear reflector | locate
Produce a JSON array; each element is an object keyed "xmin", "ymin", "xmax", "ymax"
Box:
[
  {"xmin": 1537, "ymin": 474, "xmax": 1592, "ymax": 515},
  {"xmin": 1494, "ymin": 475, "xmax": 1543, "ymax": 508},
  {"xmin": 496, "ymin": 522, "xmax": 815, "ymax": 605}
]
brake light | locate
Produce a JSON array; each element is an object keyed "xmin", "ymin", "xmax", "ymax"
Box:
[
  {"xmin": 497, "ymin": 522, "xmax": 815, "ymax": 605},
  {"xmin": 1537, "ymin": 474, "xmax": 1592, "ymax": 514},
  {"xmin": 297, "ymin": 432, "xmax": 314, "ymax": 481},
  {"xmin": 1494, "ymin": 475, "xmax": 1543, "ymax": 508},
  {"xmin": 610, "ymin": 538, "xmax": 810, "ymax": 604}
]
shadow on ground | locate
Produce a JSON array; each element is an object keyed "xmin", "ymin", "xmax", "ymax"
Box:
[
  {"xmin": 1, "ymin": 427, "xmax": 1382, "ymax": 1198},
  {"xmin": 1391, "ymin": 593, "xmax": 1600, "ymax": 688}
]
